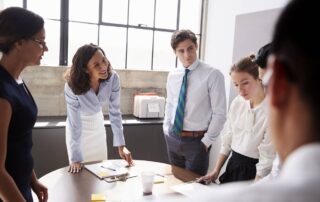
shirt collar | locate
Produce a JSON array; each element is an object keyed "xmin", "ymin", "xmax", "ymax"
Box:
[
  {"xmin": 178, "ymin": 59, "xmax": 200, "ymax": 72},
  {"xmin": 186, "ymin": 59, "xmax": 200, "ymax": 71}
]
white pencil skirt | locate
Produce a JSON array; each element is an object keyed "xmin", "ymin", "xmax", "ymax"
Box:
[{"xmin": 66, "ymin": 111, "xmax": 108, "ymax": 163}]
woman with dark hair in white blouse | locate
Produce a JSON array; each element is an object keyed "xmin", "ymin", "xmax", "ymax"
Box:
[{"xmin": 64, "ymin": 44, "xmax": 133, "ymax": 174}]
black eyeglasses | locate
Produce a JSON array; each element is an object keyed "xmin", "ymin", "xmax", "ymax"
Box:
[{"xmin": 30, "ymin": 38, "xmax": 47, "ymax": 49}]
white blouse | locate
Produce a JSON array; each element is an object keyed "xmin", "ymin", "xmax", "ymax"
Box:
[
  {"xmin": 64, "ymin": 71, "xmax": 125, "ymax": 163},
  {"xmin": 220, "ymin": 95, "xmax": 275, "ymax": 177}
]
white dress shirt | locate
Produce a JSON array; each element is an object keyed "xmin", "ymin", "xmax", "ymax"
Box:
[
  {"xmin": 220, "ymin": 95, "xmax": 275, "ymax": 177},
  {"xmin": 163, "ymin": 59, "xmax": 227, "ymax": 147},
  {"xmin": 64, "ymin": 71, "xmax": 125, "ymax": 162},
  {"xmin": 193, "ymin": 143, "xmax": 320, "ymax": 202}
]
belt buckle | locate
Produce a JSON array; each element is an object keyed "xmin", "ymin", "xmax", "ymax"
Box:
[{"xmin": 192, "ymin": 132, "xmax": 199, "ymax": 137}]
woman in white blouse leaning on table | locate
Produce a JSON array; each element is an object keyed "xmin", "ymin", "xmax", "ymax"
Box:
[
  {"xmin": 197, "ymin": 54, "xmax": 275, "ymax": 184},
  {"xmin": 64, "ymin": 44, "xmax": 133, "ymax": 174}
]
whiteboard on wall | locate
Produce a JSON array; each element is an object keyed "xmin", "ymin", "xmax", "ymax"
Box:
[{"xmin": 229, "ymin": 8, "xmax": 282, "ymax": 104}]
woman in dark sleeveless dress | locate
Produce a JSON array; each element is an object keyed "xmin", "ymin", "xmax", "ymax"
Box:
[{"xmin": 0, "ymin": 7, "xmax": 48, "ymax": 202}]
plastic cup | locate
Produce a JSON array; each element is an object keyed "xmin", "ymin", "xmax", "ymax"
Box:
[{"xmin": 141, "ymin": 171, "xmax": 155, "ymax": 195}]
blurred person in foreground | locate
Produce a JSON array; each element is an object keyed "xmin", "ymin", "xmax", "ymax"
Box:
[{"xmin": 0, "ymin": 7, "xmax": 48, "ymax": 202}]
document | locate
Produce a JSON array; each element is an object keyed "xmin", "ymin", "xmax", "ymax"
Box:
[
  {"xmin": 170, "ymin": 182, "xmax": 214, "ymax": 197},
  {"xmin": 85, "ymin": 161, "xmax": 136, "ymax": 180}
]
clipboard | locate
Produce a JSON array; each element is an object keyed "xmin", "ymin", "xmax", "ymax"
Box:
[{"xmin": 84, "ymin": 161, "xmax": 137, "ymax": 181}]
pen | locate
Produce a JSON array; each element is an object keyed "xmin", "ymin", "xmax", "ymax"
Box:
[
  {"xmin": 155, "ymin": 173, "xmax": 165, "ymax": 177},
  {"xmin": 100, "ymin": 165, "xmax": 116, "ymax": 171}
]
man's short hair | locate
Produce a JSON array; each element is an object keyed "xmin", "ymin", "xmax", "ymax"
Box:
[{"xmin": 171, "ymin": 29, "xmax": 197, "ymax": 50}]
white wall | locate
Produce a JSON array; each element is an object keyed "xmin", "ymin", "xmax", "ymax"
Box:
[
  {"xmin": 203, "ymin": 0, "xmax": 289, "ymax": 105},
  {"xmin": 203, "ymin": 0, "xmax": 289, "ymax": 173}
]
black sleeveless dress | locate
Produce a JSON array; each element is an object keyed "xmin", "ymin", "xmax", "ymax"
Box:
[{"xmin": 0, "ymin": 64, "xmax": 37, "ymax": 202}]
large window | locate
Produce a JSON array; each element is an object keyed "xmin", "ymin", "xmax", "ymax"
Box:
[{"xmin": 1, "ymin": 0, "xmax": 204, "ymax": 70}]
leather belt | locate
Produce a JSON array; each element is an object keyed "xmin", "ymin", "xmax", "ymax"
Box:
[{"xmin": 180, "ymin": 131, "xmax": 206, "ymax": 137}]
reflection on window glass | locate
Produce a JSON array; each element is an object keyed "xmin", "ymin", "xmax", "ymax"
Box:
[
  {"xmin": 27, "ymin": 0, "xmax": 60, "ymax": 19},
  {"xmin": 2, "ymin": 0, "xmax": 22, "ymax": 8},
  {"xmin": 69, "ymin": 0, "xmax": 99, "ymax": 23},
  {"xmin": 179, "ymin": 0, "xmax": 202, "ymax": 34},
  {"xmin": 68, "ymin": 22, "xmax": 98, "ymax": 65},
  {"xmin": 153, "ymin": 31, "xmax": 176, "ymax": 70},
  {"xmin": 155, "ymin": 0, "xmax": 178, "ymax": 29},
  {"xmin": 127, "ymin": 28, "xmax": 152, "ymax": 69},
  {"xmin": 129, "ymin": 0, "xmax": 154, "ymax": 27},
  {"xmin": 99, "ymin": 26, "xmax": 126, "ymax": 69},
  {"xmin": 41, "ymin": 20, "xmax": 60, "ymax": 66},
  {"xmin": 102, "ymin": 0, "xmax": 128, "ymax": 24}
]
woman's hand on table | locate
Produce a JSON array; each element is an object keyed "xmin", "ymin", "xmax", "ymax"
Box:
[
  {"xmin": 118, "ymin": 146, "xmax": 134, "ymax": 166},
  {"xmin": 68, "ymin": 162, "xmax": 83, "ymax": 174}
]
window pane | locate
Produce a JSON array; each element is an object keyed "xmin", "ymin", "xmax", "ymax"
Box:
[
  {"xmin": 153, "ymin": 31, "xmax": 176, "ymax": 70},
  {"xmin": 155, "ymin": 0, "xmax": 178, "ymax": 29},
  {"xmin": 129, "ymin": 0, "xmax": 154, "ymax": 27},
  {"xmin": 69, "ymin": 0, "xmax": 99, "ymax": 23},
  {"xmin": 41, "ymin": 20, "xmax": 60, "ymax": 65},
  {"xmin": 102, "ymin": 0, "xmax": 128, "ymax": 24},
  {"xmin": 27, "ymin": 0, "xmax": 60, "ymax": 19},
  {"xmin": 179, "ymin": 0, "xmax": 202, "ymax": 33},
  {"xmin": 1, "ymin": 0, "xmax": 22, "ymax": 8},
  {"xmin": 99, "ymin": 26, "xmax": 126, "ymax": 69},
  {"xmin": 68, "ymin": 22, "xmax": 98, "ymax": 65},
  {"xmin": 127, "ymin": 28, "xmax": 152, "ymax": 69}
]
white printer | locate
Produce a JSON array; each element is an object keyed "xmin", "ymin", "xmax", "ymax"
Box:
[{"xmin": 133, "ymin": 95, "xmax": 165, "ymax": 118}]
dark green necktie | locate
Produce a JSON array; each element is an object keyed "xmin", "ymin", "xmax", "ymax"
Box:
[{"xmin": 173, "ymin": 68, "xmax": 190, "ymax": 136}]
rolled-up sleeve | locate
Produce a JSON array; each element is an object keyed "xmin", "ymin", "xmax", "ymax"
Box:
[
  {"xmin": 64, "ymin": 83, "xmax": 83, "ymax": 163},
  {"xmin": 220, "ymin": 117, "xmax": 233, "ymax": 156},
  {"xmin": 256, "ymin": 129, "xmax": 276, "ymax": 177},
  {"xmin": 108, "ymin": 73, "xmax": 125, "ymax": 147}
]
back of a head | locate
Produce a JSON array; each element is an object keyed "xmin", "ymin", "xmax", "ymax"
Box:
[
  {"xmin": 272, "ymin": 0, "xmax": 320, "ymax": 132},
  {"xmin": 0, "ymin": 7, "xmax": 44, "ymax": 54},
  {"xmin": 255, "ymin": 43, "xmax": 272, "ymax": 69}
]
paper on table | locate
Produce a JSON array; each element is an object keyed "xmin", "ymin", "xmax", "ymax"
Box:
[
  {"xmin": 91, "ymin": 193, "xmax": 106, "ymax": 202},
  {"xmin": 85, "ymin": 161, "xmax": 129, "ymax": 180},
  {"xmin": 170, "ymin": 182, "xmax": 213, "ymax": 197},
  {"xmin": 153, "ymin": 175, "xmax": 165, "ymax": 184}
]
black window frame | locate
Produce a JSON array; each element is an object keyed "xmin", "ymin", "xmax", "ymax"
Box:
[{"xmin": 22, "ymin": 0, "xmax": 204, "ymax": 69}]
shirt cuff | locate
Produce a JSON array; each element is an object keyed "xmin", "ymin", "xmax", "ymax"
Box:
[
  {"xmin": 256, "ymin": 167, "xmax": 272, "ymax": 178},
  {"xmin": 201, "ymin": 135, "xmax": 213, "ymax": 148}
]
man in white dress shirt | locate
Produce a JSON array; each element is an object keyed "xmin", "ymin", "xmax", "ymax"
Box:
[
  {"xmin": 163, "ymin": 29, "xmax": 226, "ymax": 175},
  {"xmin": 192, "ymin": 0, "xmax": 320, "ymax": 201}
]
